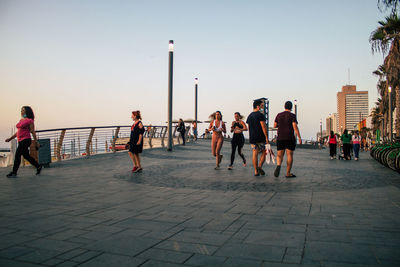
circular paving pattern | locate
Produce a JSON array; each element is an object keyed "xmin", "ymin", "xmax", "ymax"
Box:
[{"xmin": 113, "ymin": 141, "xmax": 400, "ymax": 192}]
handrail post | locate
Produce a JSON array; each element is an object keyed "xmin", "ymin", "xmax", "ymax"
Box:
[
  {"xmin": 185, "ymin": 126, "xmax": 190, "ymax": 143},
  {"xmin": 174, "ymin": 125, "xmax": 179, "ymax": 144},
  {"xmin": 112, "ymin": 127, "xmax": 120, "ymax": 153},
  {"xmin": 86, "ymin": 128, "xmax": 95, "ymax": 156},
  {"xmin": 148, "ymin": 127, "xmax": 156, "ymax": 148},
  {"xmin": 161, "ymin": 127, "xmax": 167, "ymax": 147},
  {"xmin": 56, "ymin": 130, "xmax": 66, "ymax": 161}
]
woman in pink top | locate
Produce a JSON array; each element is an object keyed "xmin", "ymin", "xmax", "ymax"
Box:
[
  {"xmin": 352, "ymin": 131, "xmax": 361, "ymax": 161},
  {"xmin": 328, "ymin": 131, "xmax": 337, "ymax": 159},
  {"xmin": 5, "ymin": 106, "xmax": 42, "ymax": 178}
]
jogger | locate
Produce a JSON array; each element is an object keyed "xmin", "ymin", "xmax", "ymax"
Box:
[{"xmin": 228, "ymin": 112, "xmax": 247, "ymax": 169}]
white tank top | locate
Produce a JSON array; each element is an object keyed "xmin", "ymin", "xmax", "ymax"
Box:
[{"xmin": 213, "ymin": 120, "xmax": 223, "ymax": 132}]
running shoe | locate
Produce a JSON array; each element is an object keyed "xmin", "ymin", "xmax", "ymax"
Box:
[
  {"xmin": 36, "ymin": 165, "xmax": 43, "ymax": 175},
  {"xmin": 274, "ymin": 165, "xmax": 281, "ymax": 177},
  {"xmin": 227, "ymin": 165, "xmax": 233, "ymax": 170},
  {"xmin": 6, "ymin": 172, "xmax": 17, "ymax": 178},
  {"xmin": 133, "ymin": 167, "xmax": 143, "ymax": 173},
  {"xmin": 132, "ymin": 166, "xmax": 138, "ymax": 173},
  {"xmin": 257, "ymin": 167, "xmax": 265, "ymax": 176}
]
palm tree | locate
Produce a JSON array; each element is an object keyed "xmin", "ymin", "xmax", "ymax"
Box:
[
  {"xmin": 370, "ymin": 13, "xmax": 400, "ymax": 138},
  {"xmin": 371, "ymin": 99, "xmax": 383, "ymax": 134},
  {"xmin": 378, "ymin": 0, "xmax": 399, "ymax": 14},
  {"xmin": 372, "ymin": 65, "xmax": 389, "ymax": 138}
]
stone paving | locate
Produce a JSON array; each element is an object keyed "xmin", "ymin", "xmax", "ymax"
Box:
[{"xmin": 0, "ymin": 140, "xmax": 399, "ymax": 266}]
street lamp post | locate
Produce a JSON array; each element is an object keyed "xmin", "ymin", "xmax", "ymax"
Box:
[
  {"xmin": 167, "ymin": 40, "xmax": 174, "ymax": 151},
  {"xmin": 389, "ymin": 86, "xmax": 393, "ymax": 142},
  {"xmin": 195, "ymin": 78, "xmax": 198, "ymax": 124}
]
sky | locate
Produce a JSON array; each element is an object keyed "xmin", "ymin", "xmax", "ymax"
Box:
[{"xmin": 0, "ymin": 0, "xmax": 389, "ymax": 147}]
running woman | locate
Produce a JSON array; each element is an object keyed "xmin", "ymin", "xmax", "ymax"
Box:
[
  {"xmin": 208, "ymin": 111, "xmax": 226, "ymax": 169},
  {"xmin": 128, "ymin": 110, "xmax": 145, "ymax": 173},
  {"xmin": 228, "ymin": 112, "xmax": 247, "ymax": 170},
  {"xmin": 5, "ymin": 106, "xmax": 42, "ymax": 178}
]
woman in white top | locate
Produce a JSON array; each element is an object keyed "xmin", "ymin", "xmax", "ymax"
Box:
[
  {"xmin": 352, "ymin": 131, "xmax": 361, "ymax": 161},
  {"xmin": 208, "ymin": 111, "xmax": 226, "ymax": 169}
]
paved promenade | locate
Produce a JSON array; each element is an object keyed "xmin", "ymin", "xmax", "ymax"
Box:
[{"xmin": 0, "ymin": 140, "xmax": 399, "ymax": 266}]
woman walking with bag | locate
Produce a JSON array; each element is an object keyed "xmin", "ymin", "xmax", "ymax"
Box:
[
  {"xmin": 328, "ymin": 131, "xmax": 337, "ymax": 159},
  {"xmin": 228, "ymin": 112, "xmax": 247, "ymax": 170},
  {"xmin": 5, "ymin": 106, "xmax": 42, "ymax": 178},
  {"xmin": 208, "ymin": 111, "xmax": 226, "ymax": 169},
  {"xmin": 128, "ymin": 110, "xmax": 145, "ymax": 173}
]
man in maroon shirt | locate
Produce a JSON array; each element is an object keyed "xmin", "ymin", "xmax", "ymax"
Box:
[{"xmin": 273, "ymin": 101, "xmax": 302, "ymax": 178}]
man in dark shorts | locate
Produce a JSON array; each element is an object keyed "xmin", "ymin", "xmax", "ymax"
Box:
[
  {"xmin": 273, "ymin": 101, "xmax": 302, "ymax": 178},
  {"xmin": 246, "ymin": 99, "xmax": 269, "ymax": 176}
]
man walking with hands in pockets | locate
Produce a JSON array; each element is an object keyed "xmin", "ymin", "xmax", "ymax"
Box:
[
  {"xmin": 246, "ymin": 99, "xmax": 269, "ymax": 176},
  {"xmin": 274, "ymin": 101, "xmax": 302, "ymax": 178}
]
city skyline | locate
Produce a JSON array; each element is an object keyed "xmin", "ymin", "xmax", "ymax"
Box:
[{"xmin": 0, "ymin": 0, "xmax": 387, "ymax": 147}]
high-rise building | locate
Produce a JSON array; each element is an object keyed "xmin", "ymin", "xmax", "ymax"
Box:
[
  {"xmin": 337, "ymin": 85, "xmax": 368, "ymax": 132},
  {"xmin": 326, "ymin": 113, "xmax": 338, "ymax": 134}
]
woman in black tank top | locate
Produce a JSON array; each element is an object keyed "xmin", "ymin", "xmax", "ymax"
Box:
[{"xmin": 228, "ymin": 112, "xmax": 247, "ymax": 169}]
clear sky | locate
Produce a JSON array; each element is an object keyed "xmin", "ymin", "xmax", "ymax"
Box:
[{"xmin": 0, "ymin": 0, "xmax": 388, "ymax": 147}]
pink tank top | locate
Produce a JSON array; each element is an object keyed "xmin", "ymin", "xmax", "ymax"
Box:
[
  {"xmin": 16, "ymin": 118, "xmax": 33, "ymax": 142},
  {"xmin": 329, "ymin": 136, "xmax": 337, "ymax": 144}
]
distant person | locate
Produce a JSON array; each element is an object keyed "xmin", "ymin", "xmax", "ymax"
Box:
[
  {"xmin": 328, "ymin": 131, "xmax": 337, "ymax": 159},
  {"xmin": 128, "ymin": 110, "xmax": 145, "ymax": 172},
  {"xmin": 208, "ymin": 111, "xmax": 226, "ymax": 169},
  {"xmin": 352, "ymin": 131, "xmax": 361, "ymax": 161},
  {"xmin": 273, "ymin": 101, "xmax": 302, "ymax": 178},
  {"xmin": 228, "ymin": 112, "xmax": 247, "ymax": 170},
  {"xmin": 246, "ymin": 100, "xmax": 269, "ymax": 176},
  {"xmin": 177, "ymin": 118, "xmax": 186, "ymax": 145},
  {"xmin": 5, "ymin": 106, "xmax": 42, "ymax": 178},
  {"xmin": 192, "ymin": 121, "xmax": 198, "ymax": 141},
  {"xmin": 341, "ymin": 129, "xmax": 352, "ymax": 160}
]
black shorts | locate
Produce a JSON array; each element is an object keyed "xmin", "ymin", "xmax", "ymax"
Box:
[{"xmin": 277, "ymin": 140, "xmax": 296, "ymax": 151}]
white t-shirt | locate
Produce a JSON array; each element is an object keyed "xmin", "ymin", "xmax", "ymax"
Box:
[{"xmin": 352, "ymin": 135, "xmax": 361, "ymax": 144}]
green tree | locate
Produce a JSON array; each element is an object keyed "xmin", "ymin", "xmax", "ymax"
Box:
[
  {"xmin": 378, "ymin": 0, "xmax": 400, "ymax": 14},
  {"xmin": 370, "ymin": 13, "xmax": 400, "ymax": 138}
]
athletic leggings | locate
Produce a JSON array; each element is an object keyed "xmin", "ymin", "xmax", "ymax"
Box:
[
  {"xmin": 230, "ymin": 135, "xmax": 246, "ymax": 166},
  {"xmin": 12, "ymin": 139, "xmax": 39, "ymax": 174},
  {"xmin": 329, "ymin": 143, "xmax": 337, "ymax": 157}
]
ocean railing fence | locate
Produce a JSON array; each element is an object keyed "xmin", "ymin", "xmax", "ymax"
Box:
[{"xmin": 34, "ymin": 124, "xmax": 192, "ymax": 162}]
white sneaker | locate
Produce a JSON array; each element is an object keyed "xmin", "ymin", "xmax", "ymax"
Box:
[
  {"xmin": 330, "ymin": 157, "xmax": 333, "ymax": 160},
  {"xmin": 355, "ymin": 158, "xmax": 358, "ymax": 161}
]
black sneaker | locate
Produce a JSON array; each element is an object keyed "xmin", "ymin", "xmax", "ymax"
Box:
[
  {"xmin": 36, "ymin": 165, "xmax": 43, "ymax": 175},
  {"xmin": 6, "ymin": 172, "xmax": 17, "ymax": 178},
  {"xmin": 257, "ymin": 167, "xmax": 265, "ymax": 176},
  {"xmin": 274, "ymin": 165, "xmax": 281, "ymax": 177}
]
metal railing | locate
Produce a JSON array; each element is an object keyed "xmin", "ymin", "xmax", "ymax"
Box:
[{"xmin": 35, "ymin": 124, "xmax": 193, "ymax": 162}]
